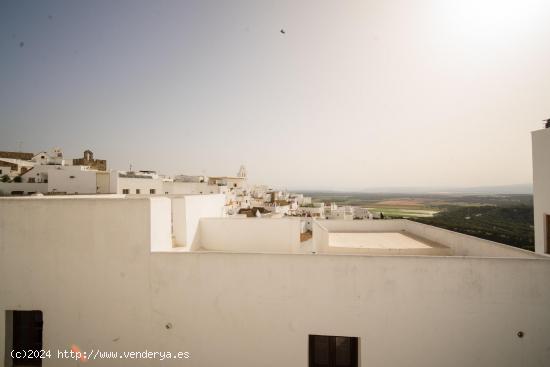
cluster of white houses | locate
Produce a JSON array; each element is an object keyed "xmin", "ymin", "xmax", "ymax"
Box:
[
  {"xmin": 0, "ymin": 148, "xmax": 374, "ymax": 218},
  {"xmin": 0, "ymin": 127, "xmax": 549, "ymax": 367}
]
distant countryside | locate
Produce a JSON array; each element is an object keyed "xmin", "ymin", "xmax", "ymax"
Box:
[{"xmin": 302, "ymin": 192, "xmax": 535, "ymax": 251}]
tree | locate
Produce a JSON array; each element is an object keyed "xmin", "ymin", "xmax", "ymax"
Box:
[
  {"xmin": 13, "ymin": 176, "xmax": 22, "ymax": 183},
  {"xmin": 1, "ymin": 175, "xmax": 10, "ymax": 182}
]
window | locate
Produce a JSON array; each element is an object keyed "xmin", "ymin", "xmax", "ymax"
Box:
[
  {"xmin": 6, "ymin": 310, "xmax": 43, "ymax": 366},
  {"xmin": 309, "ymin": 335, "xmax": 358, "ymax": 367},
  {"xmin": 122, "ymin": 189, "xmax": 129, "ymax": 194},
  {"xmin": 28, "ymin": 178, "xmax": 35, "ymax": 183},
  {"xmin": 69, "ymin": 175, "xmax": 75, "ymax": 179},
  {"xmin": 136, "ymin": 189, "xmax": 141, "ymax": 194},
  {"xmin": 150, "ymin": 189, "xmax": 156, "ymax": 194}
]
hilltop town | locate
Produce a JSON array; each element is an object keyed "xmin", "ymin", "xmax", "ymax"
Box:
[{"xmin": 0, "ymin": 148, "xmax": 374, "ymax": 220}]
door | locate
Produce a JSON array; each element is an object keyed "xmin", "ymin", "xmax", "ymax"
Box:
[
  {"xmin": 12, "ymin": 310, "xmax": 43, "ymax": 366},
  {"xmin": 309, "ymin": 335, "xmax": 358, "ymax": 367}
]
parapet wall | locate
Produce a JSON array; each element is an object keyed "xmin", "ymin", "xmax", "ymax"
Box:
[
  {"xmin": 313, "ymin": 219, "xmax": 544, "ymax": 258},
  {"xmin": 0, "ymin": 196, "xmax": 172, "ymax": 253},
  {"xmin": 199, "ymin": 217, "xmax": 302, "ymax": 253}
]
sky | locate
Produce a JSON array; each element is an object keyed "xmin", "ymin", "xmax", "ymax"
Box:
[{"xmin": 1, "ymin": 0, "xmax": 549, "ymax": 190}]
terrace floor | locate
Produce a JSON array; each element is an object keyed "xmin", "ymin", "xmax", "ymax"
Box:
[{"xmin": 328, "ymin": 231, "xmax": 452, "ymax": 256}]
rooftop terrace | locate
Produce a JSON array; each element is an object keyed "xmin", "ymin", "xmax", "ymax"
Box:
[{"xmin": 0, "ymin": 196, "xmax": 546, "ymax": 260}]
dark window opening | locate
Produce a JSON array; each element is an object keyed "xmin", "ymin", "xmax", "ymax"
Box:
[
  {"xmin": 136, "ymin": 189, "xmax": 141, "ymax": 194},
  {"xmin": 309, "ymin": 335, "xmax": 358, "ymax": 367},
  {"xmin": 6, "ymin": 310, "xmax": 43, "ymax": 366},
  {"xmin": 122, "ymin": 189, "xmax": 129, "ymax": 194},
  {"xmin": 150, "ymin": 189, "xmax": 156, "ymax": 194}
]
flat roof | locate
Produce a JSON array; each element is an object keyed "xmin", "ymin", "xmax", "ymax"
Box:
[
  {"xmin": 330, "ymin": 232, "xmax": 434, "ymax": 250},
  {"xmin": 327, "ymin": 231, "xmax": 452, "ymax": 256}
]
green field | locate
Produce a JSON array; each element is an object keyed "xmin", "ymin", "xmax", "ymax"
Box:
[{"xmin": 367, "ymin": 207, "xmax": 438, "ymax": 218}]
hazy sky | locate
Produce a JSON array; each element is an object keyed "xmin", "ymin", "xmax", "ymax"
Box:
[{"xmin": 1, "ymin": 0, "xmax": 549, "ymax": 190}]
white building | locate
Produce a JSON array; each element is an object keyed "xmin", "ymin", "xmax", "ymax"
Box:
[
  {"xmin": 31, "ymin": 148, "xmax": 65, "ymax": 166},
  {"xmin": 532, "ymin": 125, "xmax": 550, "ymax": 254},
  {"xmin": 352, "ymin": 206, "xmax": 373, "ymax": 219},
  {"xmin": 298, "ymin": 202, "xmax": 325, "ymax": 217},
  {"xmin": 1, "ymin": 192, "xmax": 550, "ymax": 367},
  {"xmin": 0, "ymin": 158, "xmax": 34, "ymax": 178},
  {"xmin": 325, "ymin": 203, "xmax": 354, "ymax": 220},
  {"xmin": 0, "ymin": 148, "xmax": 110, "ymax": 196},
  {"xmin": 112, "ymin": 170, "xmax": 166, "ymax": 195}
]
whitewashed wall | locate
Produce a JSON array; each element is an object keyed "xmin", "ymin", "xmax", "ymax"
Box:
[
  {"xmin": 0, "ymin": 182, "xmax": 47, "ymax": 195},
  {"xmin": 116, "ymin": 176, "xmax": 165, "ymax": 195},
  {"xmin": 403, "ymin": 220, "xmax": 541, "ymax": 258},
  {"xmin": 47, "ymin": 167, "xmax": 97, "ymax": 194},
  {"xmin": 533, "ymin": 128, "xmax": 550, "ymax": 254},
  {"xmin": 1, "ymin": 198, "xmax": 550, "ymax": 367},
  {"xmin": 313, "ymin": 219, "xmax": 543, "ymax": 258},
  {"xmin": 171, "ymin": 194, "xmax": 225, "ymax": 249},
  {"xmin": 199, "ymin": 217, "xmax": 301, "ymax": 253},
  {"xmin": 164, "ymin": 181, "xmax": 219, "ymax": 195},
  {"xmin": 96, "ymin": 172, "xmax": 111, "ymax": 194}
]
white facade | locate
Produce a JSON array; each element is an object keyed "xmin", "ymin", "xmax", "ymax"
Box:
[
  {"xmin": 164, "ymin": 181, "xmax": 220, "ymax": 195},
  {"xmin": 298, "ymin": 204, "xmax": 325, "ymax": 217},
  {"xmin": 0, "ymin": 158, "xmax": 34, "ymax": 177},
  {"xmin": 0, "ymin": 182, "xmax": 47, "ymax": 195},
  {"xmin": 31, "ymin": 148, "xmax": 66, "ymax": 166},
  {"xmin": 172, "ymin": 194, "xmax": 226, "ymax": 248},
  {"xmin": 325, "ymin": 203, "xmax": 354, "ymax": 220},
  {"xmin": 353, "ymin": 207, "xmax": 373, "ymax": 219},
  {"xmin": 47, "ymin": 165, "xmax": 100, "ymax": 194},
  {"xmin": 532, "ymin": 127, "xmax": 550, "ymax": 254},
  {"xmin": 113, "ymin": 171, "xmax": 165, "ymax": 195},
  {"xmin": 1, "ymin": 197, "xmax": 550, "ymax": 367}
]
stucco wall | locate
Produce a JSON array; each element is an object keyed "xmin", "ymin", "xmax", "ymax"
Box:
[
  {"xmin": 313, "ymin": 219, "xmax": 543, "ymax": 258},
  {"xmin": 116, "ymin": 177, "xmax": 165, "ymax": 195},
  {"xmin": 0, "ymin": 182, "xmax": 47, "ymax": 195},
  {"xmin": 149, "ymin": 197, "xmax": 173, "ymax": 251},
  {"xmin": 164, "ymin": 181, "xmax": 219, "ymax": 195},
  {"xmin": 532, "ymin": 128, "xmax": 550, "ymax": 254},
  {"xmin": 171, "ymin": 194, "xmax": 225, "ymax": 248},
  {"xmin": 47, "ymin": 167, "xmax": 97, "ymax": 194},
  {"xmin": 1, "ymin": 199, "xmax": 550, "ymax": 366},
  {"xmin": 199, "ymin": 217, "xmax": 301, "ymax": 253},
  {"xmin": 403, "ymin": 220, "xmax": 541, "ymax": 258},
  {"xmin": 96, "ymin": 172, "xmax": 111, "ymax": 194}
]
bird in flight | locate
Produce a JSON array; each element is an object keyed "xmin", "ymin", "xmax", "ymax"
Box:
[{"xmin": 280, "ymin": 29, "xmax": 285, "ymax": 34}]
